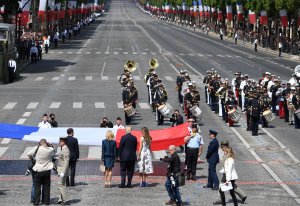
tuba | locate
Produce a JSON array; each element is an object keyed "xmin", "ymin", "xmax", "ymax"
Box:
[
  {"xmin": 149, "ymin": 58, "xmax": 159, "ymax": 69},
  {"xmin": 124, "ymin": 60, "xmax": 137, "ymax": 73}
]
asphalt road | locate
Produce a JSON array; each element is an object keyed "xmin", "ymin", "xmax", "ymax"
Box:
[{"xmin": 0, "ymin": 0, "xmax": 300, "ymax": 205}]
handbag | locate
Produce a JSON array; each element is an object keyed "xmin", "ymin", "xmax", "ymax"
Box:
[
  {"xmin": 99, "ymin": 162, "xmax": 105, "ymax": 172},
  {"xmin": 28, "ymin": 146, "xmax": 40, "ymax": 171}
]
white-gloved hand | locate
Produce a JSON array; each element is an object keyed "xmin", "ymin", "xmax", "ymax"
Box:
[{"xmin": 59, "ymin": 173, "xmax": 64, "ymax": 178}]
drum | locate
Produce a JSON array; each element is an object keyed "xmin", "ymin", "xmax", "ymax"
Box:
[
  {"xmin": 228, "ymin": 109, "xmax": 241, "ymax": 122},
  {"xmin": 263, "ymin": 110, "xmax": 275, "ymax": 123},
  {"xmin": 189, "ymin": 105, "xmax": 202, "ymax": 119},
  {"xmin": 295, "ymin": 109, "xmax": 300, "ymax": 120},
  {"xmin": 124, "ymin": 105, "xmax": 136, "ymax": 117},
  {"xmin": 158, "ymin": 104, "xmax": 170, "ymax": 115}
]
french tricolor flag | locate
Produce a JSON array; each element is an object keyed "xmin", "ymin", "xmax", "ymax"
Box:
[
  {"xmin": 236, "ymin": 2, "xmax": 243, "ymax": 21},
  {"xmin": 226, "ymin": 5, "xmax": 233, "ymax": 21},
  {"xmin": 0, "ymin": 123, "xmax": 189, "ymax": 151},
  {"xmin": 280, "ymin": 9, "xmax": 288, "ymax": 27},
  {"xmin": 260, "ymin": 10, "xmax": 268, "ymax": 25},
  {"xmin": 20, "ymin": 0, "xmax": 31, "ymax": 26},
  {"xmin": 38, "ymin": 0, "xmax": 47, "ymax": 22},
  {"xmin": 217, "ymin": 8, "xmax": 223, "ymax": 21},
  {"xmin": 182, "ymin": 2, "xmax": 187, "ymax": 15},
  {"xmin": 193, "ymin": 1, "xmax": 198, "ymax": 17},
  {"xmin": 249, "ymin": 10, "xmax": 256, "ymax": 24}
]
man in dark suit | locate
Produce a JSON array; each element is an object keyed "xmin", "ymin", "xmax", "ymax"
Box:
[
  {"xmin": 118, "ymin": 127, "xmax": 137, "ymax": 188},
  {"xmin": 203, "ymin": 130, "xmax": 219, "ymax": 190},
  {"xmin": 66, "ymin": 128, "xmax": 79, "ymax": 187}
]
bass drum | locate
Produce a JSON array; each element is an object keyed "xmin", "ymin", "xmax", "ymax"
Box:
[
  {"xmin": 158, "ymin": 104, "xmax": 170, "ymax": 115},
  {"xmin": 263, "ymin": 110, "xmax": 275, "ymax": 123},
  {"xmin": 124, "ymin": 105, "xmax": 136, "ymax": 117},
  {"xmin": 228, "ymin": 109, "xmax": 241, "ymax": 122}
]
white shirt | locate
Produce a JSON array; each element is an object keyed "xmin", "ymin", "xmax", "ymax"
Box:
[
  {"xmin": 8, "ymin": 59, "xmax": 17, "ymax": 72},
  {"xmin": 279, "ymin": 42, "xmax": 282, "ymax": 49},
  {"xmin": 53, "ymin": 34, "xmax": 59, "ymax": 40},
  {"xmin": 239, "ymin": 80, "xmax": 246, "ymax": 95},
  {"xmin": 254, "ymin": 39, "xmax": 258, "ymax": 44},
  {"xmin": 223, "ymin": 157, "xmax": 238, "ymax": 181},
  {"xmin": 38, "ymin": 121, "xmax": 52, "ymax": 128},
  {"xmin": 267, "ymin": 80, "xmax": 274, "ymax": 91},
  {"xmin": 44, "ymin": 39, "xmax": 49, "ymax": 45},
  {"xmin": 113, "ymin": 124, "xmax": 124, "ymax": 129}
]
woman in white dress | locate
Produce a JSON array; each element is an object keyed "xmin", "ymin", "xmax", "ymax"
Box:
[{"xmin": 135, "ymin": 127, "xmax": 153, "ymax": 187}]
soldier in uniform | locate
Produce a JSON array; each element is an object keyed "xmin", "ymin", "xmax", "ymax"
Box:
[
  {"xmin": 119, "ymin": 69, "xmax": 131, "ymax": 86},
  {"xmin": 261, "ymin": 89, "xmax": 271, "ymax": 128},
  {"xmin": 184, "ymin": 83, "xmax": 200, "ymax": 119},
  {"xmin": 145, "ymin": 68, "xmax": 154, "ymax": 103},
  {"xmin": 153, "ymin": 84, "xmax": 168, "ymax": 126},
  {"xmin": 245, "ymin": 90, "xmax": 253, "ymax": 131},
  {"xmin": 203, "ymin": 70, "xmax": 212, "ymax": 104},
  {"xmin": 149, "ymin": 74, "xmax": 160, "ymax": 112},
  {"xmin": 282, "ymin": 83, "xmax": 291, "ymax": 122},
  {"xmin": 176, "ymin": 70, "xmax": 186, "ymax": 107},
  {"xmin": 225, "ymin": 91, "xmax": 238, "ymax": 127},
  {"xmin": 122, "ymin": 83, "xmax": 134, "ymax": 125},
  {"xmin": 249, "ymin": 92, "xmax": 261, "ymax": 136}
]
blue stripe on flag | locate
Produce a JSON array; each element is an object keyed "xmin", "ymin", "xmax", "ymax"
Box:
[{"xmin": 0, "ymin": 123, "xmax": 38, "ymax": 140}]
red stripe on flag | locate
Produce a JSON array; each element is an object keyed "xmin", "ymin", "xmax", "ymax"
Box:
[{"xmin": 115, "ymin": 123, "xmax": 190, "ymax": 151}]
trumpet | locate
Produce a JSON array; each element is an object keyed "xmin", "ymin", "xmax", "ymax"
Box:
[
  {"xmin": 149, "ymin": 58, "xmax": 159, "ymax": 69},
  {"xmin": 124, "ymin": 60, "xmax": 137, "ymax": 73}
]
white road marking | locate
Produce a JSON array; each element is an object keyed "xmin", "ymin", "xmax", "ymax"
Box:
[
  {"xmin": 73, "ymin": 102, "xmax": 82, "ymax": 109},
  {"xmin": 35, "ymin": 77, "xmax": 44, "ymax": 81},
  {"xmin": 117, "ymin": 102, "xmax": 124, "ymax": 109},
  {"xmin": 58, "ymin": 51, "xmax": 63, "ymax": 54},
  {"xmin": 0, "ymin": 147, "xmax": 8, "ymax": 158},
  {"xmin": 16, "ymin": 118, "xmax": 27, "ymax": 125},
  {"xmin": 49, "ymin": 102, "xmax": 61, "ymax": 109},
  {"xmin": 165, "ymin": 103, "xmax": 173, "ymax": 109},
  {"xmin": 164, "ymin": 76, "xmax": 174, "ymax": 81},
  {"xmin": 179, "ymin": 53, "xmax": 185, "ymax": 56},
  {"xmin": 113, "ymin": 51, "xmax": 119, "ymax": 54},
  {"xmin": 105, "ymin": 52, "xmax": 110, "ymax": 54},
  {"xmin": 117, "ymin": 76, "xmax": 120, "ymax": 80},
  {"xmin": 96, "ymin": 52, "xmax": 101, "ymax": 54},
  {"xmin": 95, "ymin": 102, "xmax": 105, "ymax": 109},
  {"xmin": 217, "ymin": 54, "xmax": 225, "ymax": 57},
  {"xmin": 20, "ymin": 147, "xmax": 34, "ymax": 159},
  {"xmin": 3, "ymin": 102, "xmax": 17, "ymax": 110},
  {"xmin": 188, "ymin": 53, "xmax": 195, "ymax": 56},
  {"xmin": 68, "ymin": 76, "xmax": 76, "ymax": 81},
  {"xmin": 85, "ymin": 52, "xmax": 91, "ymax": 54},
  {"xmin": 26, "ymin": 102, "xmax": 39, "ymax": 109},
  {"xmin": 225, "ymin": 55, "xmax": 232, "ymax": 58},
  {"xmin": 85, "ymin": 76, "xmax": 93, "ymax": 81},
  {"xmin": 101, "ymin": 76, "xmax": 108, "ymax": 80},
  {"xmin": 1, "ymin": 139, "xmax": 11, "ymax": 144},
  {"xmin": 123, "ymin": 52, "xmax": 128, "ymax": 54},
  {"xmin": 51, "ymin": 77, "xmax": 60, "ymax": 81},
  {"xmin": 87, "ymin": 146, "xmax": 102, "ymax": 159},
  {"xmin": 60, "ymin": 74, "xmax": 65, "ymax": 77},
  {"xmin": 22, "ymin": 112, "xmax": 32, "ymax": 117},
  {"xmin": 67, "ymin": 51, "xmax": 72, "ymax": 54},
  {"xmin": 151, "ymin": 52, "xmax": 157, "ymax": 55},
  {"xmin": 235, "ymin": 55, "xmax": 241, "ymax": 58},
  {"xmin": 76, "ymin": 52, "xmax": 82, "ymax": 54},
  {"xmin": 139, "ymin": 103, "xmax": 150, "ymax": 109},
  {"xmin": 197, "ymin": 53, "xmax": 204, "ymax": 57},
  {"xmin": 175, "ymin": 55, "xmax": 204, "ymax": 79},
  {"xmin": 141, "ymin": 52, "xmax": 147, "ymax": 55},
  {"xmin": 132, "ymin": 52, "xmax": 137, "ymax": 55},
  {"xmin": 133, "ymin": 76, "xmax": 141, "ymax": 80}
]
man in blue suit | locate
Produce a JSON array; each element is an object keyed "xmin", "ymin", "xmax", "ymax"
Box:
[
  {"xmin": 118, "ymin": 127, "xmax": 137, "ymax": 188},
  {"xmin": 203, "ymin": 130, "xmax": 219, "ymax": 190}
]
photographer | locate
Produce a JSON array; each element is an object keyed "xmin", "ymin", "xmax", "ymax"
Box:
[
  {"xmin": 160, "ymin": 145, "xmax": 182, "ymax": 206},
  {"xmin": 170, "ymin": 110, "xmax": 184, "ymax": 127},
  {"xmin": 27, "ymin": 139, "xmax": 55, "ymax": 206},
  {"xmin": 100, "ymin": 117, "xmax": 113, "ymax": 128},
  {"xmin": 49, "ymin": 113, "xmax": 58, "ymax": 128}
]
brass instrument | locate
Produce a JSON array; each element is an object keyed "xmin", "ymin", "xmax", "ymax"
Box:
[
  {"xmin": 124, "ymin": 60, "xmax": 137, "ymax": 73},
  {"xmin": 149, "ymin": 58, "xmax": 159, "ymax": 69}
]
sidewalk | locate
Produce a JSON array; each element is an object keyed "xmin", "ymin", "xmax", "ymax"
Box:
[{"xmin": 149, "ymin": 13, "xmax": 300, "ymax": 62}]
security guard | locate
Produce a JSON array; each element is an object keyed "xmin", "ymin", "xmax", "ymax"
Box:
[{"xmin": 184, "ymin": 124, "xmax": 204, "ymax": 181}]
